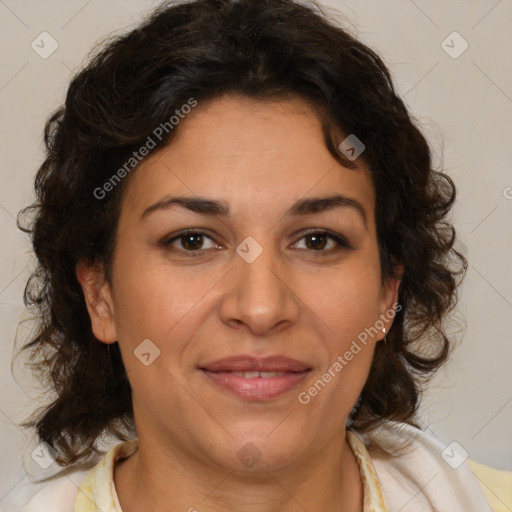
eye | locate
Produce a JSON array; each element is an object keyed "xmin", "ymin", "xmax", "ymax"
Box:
[
  {"xmin": 292, "ymin": 230, "xmax": 352, "ymax": 252},
  {"xmin": 160, "ymin": 228, "xmax": 352, "ymax": 256},
  {"xmin": 161, "ymin": 229, "xmax": 219, "ymax": 253}
]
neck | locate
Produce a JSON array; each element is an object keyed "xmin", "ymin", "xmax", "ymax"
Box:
[{"xmin": 114, "ymin": 429, "xmax": 363, "ymax": 512}]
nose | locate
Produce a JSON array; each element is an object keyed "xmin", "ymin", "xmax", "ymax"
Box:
[{"xmin": 219, "ymin": 242, "xmax": 300, "ymax": 335}]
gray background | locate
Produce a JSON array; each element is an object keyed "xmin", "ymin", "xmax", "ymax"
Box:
[{"xmin": 1, "ymin": 0, "xmax": 511, "ymax": 502}]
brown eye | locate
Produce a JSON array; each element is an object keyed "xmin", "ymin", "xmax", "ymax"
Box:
[
  {"xmin": 304, "ymin": 233, "xmax": 329, "ymax": 250},
  {"xmin": 293, "ymin": 230, "xmax": 352, "ymax": 252},
  {"xmin": 161, "ymin": 229, "xmax": 219, "ymax": 253},
  {"xmin": 180, "ymin": 233, "xmax": 206, "ymax": 251}
]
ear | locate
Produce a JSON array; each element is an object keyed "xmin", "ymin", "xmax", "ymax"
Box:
[
  {"xmin": 377, "ymin": 262, "xmax": 404, "ymax": 341},
  {"xmin": 76, "ymin": 259, "xmax": 117, "ymax": 343}
]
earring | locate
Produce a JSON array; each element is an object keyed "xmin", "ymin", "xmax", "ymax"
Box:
[{"xmin": 382, "ymin": 327, "xmax": 386, "ymax": 334}]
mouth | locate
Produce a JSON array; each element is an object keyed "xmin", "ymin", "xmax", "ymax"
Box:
[
  {"xmin": 199, "ymin": 355, "xmax": 312, "ymax": 400},
  {"xmin": 217, "ymin": 370, "xmax": 294, "ymax": 378}
]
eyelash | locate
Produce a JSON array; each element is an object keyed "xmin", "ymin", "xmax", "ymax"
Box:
[{"xmin": 160, "ymin": 228, "xmax": 352, "ymax": 256}]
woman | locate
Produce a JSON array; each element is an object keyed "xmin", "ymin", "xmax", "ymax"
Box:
[{"xmin": 8, "ymin": 0, "xmax": 511, "ymax": 510}]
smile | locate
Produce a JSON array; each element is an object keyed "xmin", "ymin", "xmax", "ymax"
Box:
[{"xmin": 201, "ymin": 369, "xmax": 311, "ymax": 400}]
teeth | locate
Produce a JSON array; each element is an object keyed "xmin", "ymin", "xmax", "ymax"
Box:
[
  {"xmin": 232, "ymin": 371, "xmax": 261, "ymax": 378},
  {"xmin": 230, "ymin": 371, "xmax": 288, "ymax": 378}
]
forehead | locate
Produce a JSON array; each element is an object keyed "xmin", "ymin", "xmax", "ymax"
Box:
[{"xmin": 121, "ymin": 95, "xmax": 375, "ymax": 224}]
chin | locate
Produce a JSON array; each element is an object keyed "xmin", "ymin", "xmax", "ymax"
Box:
[{"xmin": 205, "ymin": 430, "xmax": 304, "ymax": 473}]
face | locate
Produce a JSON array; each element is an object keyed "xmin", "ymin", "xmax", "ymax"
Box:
[{"xmin": 78, "ymin": 95, "xmax": 400, "ymax": 473}]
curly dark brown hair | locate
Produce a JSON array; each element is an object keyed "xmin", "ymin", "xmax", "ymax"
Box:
[{"xmin": 16, "ymin": 0, "xmax": 467, "ymax": 466}]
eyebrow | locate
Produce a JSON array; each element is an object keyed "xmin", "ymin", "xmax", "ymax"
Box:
[{"xmin": 140, "ymin": 194, "xmax": 367, "ymax": 228}]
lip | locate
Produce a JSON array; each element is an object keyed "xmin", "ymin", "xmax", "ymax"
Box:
[
  {"xmin": 199, "ymin": 355, "xmax": 312, "ymax": 401},
  {"xmin": 200, "ymin": 355, "xmax": 311, "ymax": 373}
]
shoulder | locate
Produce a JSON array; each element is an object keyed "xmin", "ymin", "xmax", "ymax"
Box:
[
  {"xmin": 357, "ymin": 421, "xmax": 511, "ymax": 512},
  {"xmin": 0, "ymin": 440, "xmax": 123, "ymax": 512},
  {"xmin": 0, "ymin": 468, "xmax": 90, "ymax": 512},
  {"xmin": 2, "ymin": 439, "xmax": 137, "ymax": 512},
  {"xmin": 467, "ymin": 459, "xmax": 512, "ymax": 512}
]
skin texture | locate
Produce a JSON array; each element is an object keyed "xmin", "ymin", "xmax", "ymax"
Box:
[{"xmin": 76, "ymin": 95, "xmax": 401, "ymax": 512}]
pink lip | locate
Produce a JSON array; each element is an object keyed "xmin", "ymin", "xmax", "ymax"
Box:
[
  {"xmin": 200, "ymin": 354, "xmax": 310, "ymax": 372},
  {"xmin": 199, "ymin": 355, "xmax": 312, "ymax": 401}
]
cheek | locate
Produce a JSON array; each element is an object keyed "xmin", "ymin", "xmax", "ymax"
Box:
[
  {"xmin": 298, "ymin": 333, "xmax": 375, "ymax": 429},
  {"xmin": 303, "ymin": 263, "xmax": 383, "ymax": 339},
  {"xmin": 110, "ymin": 256, "xmax": 222, "ymax": 386},
  {"xmin": 297, "ymin": 263, "xmax": 382, "ymax": 406},
  {"xmin": 111, "ymin": 249, "xmax": 199, "ymax": 333}
]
